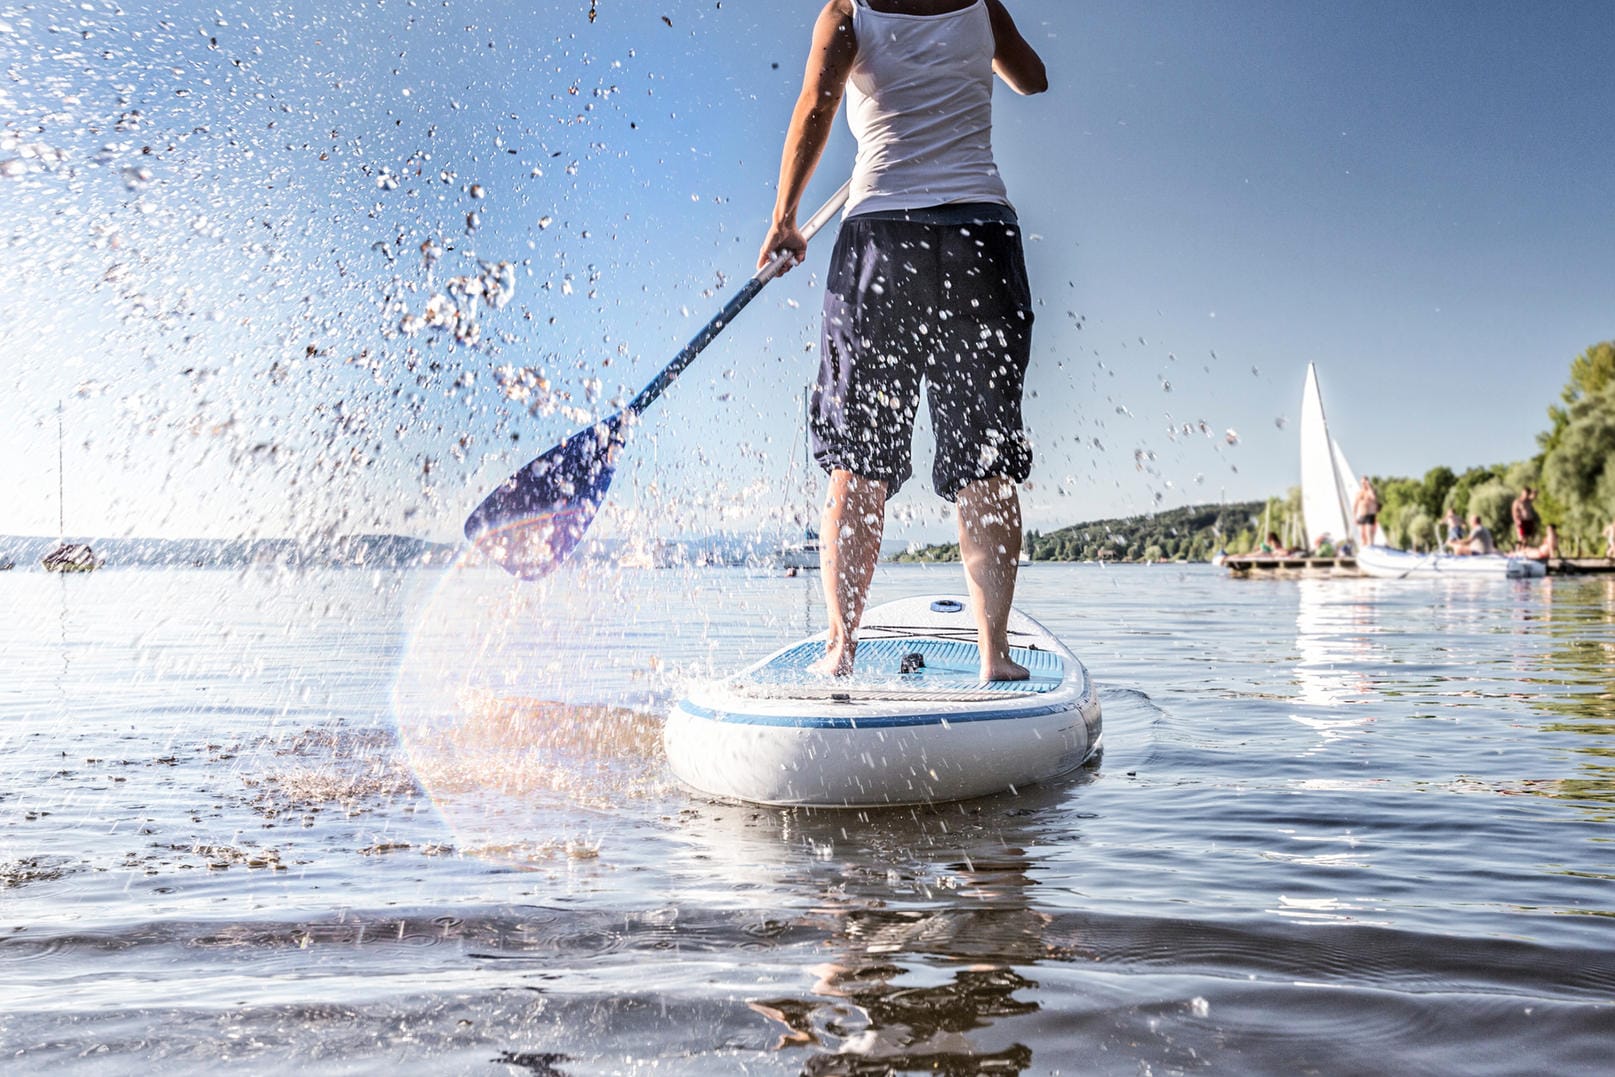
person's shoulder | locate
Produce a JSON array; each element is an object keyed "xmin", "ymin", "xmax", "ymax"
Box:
[{"xmin": 825, "ymin": 0, "xmax": 854, "ymax": 17}]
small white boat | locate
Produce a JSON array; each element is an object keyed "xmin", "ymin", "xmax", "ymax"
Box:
[
  {"xmin": 41, "ymin": 542, "xmax": 100, "ymax": 573},
  {"xmin": 664, "ymin": 594, "xmax": 1101, "ymax": 807},
  {"xmin": 777, "ymin": 530, "xmax": 821, "ymax": 571},
  {"xmin": 1299, "ymin": 365, "xmax": 1541, "ymax": 582},
  {"xmin": 1355, "ymin": 544, "xmax": 1545, "ymax": 580}
]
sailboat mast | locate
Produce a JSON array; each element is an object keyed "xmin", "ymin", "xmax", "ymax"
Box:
[{"xmin": 57, "ymin": 402, "xmax": 65, "ymax": 540}]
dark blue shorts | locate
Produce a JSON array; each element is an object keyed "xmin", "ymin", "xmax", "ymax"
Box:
[{"xmin": 811, "ymin": 212, "xmax": 1035, "ymax": 500}]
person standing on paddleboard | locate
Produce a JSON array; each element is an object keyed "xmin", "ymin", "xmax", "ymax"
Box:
[{"xmin": 759, "ymin": 0, "xmax": 1047, "ymax": 680}]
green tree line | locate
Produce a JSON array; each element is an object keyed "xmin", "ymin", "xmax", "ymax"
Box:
[
  {"xmin": 897, "ymin": 500, "xmax": 1268, "ymax": 564},
  {"xmin": 900, "ymin": 340, "xmax": 1614, "ymax": 563},
  {"xmin": 1365, "ymin": 341, "xmax": 1614, "ymax": 554}
]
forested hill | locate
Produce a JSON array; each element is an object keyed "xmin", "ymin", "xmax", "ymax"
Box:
[{"xmin": 896, "ymin": 500, "xmax": 1264, "ymax": 563}]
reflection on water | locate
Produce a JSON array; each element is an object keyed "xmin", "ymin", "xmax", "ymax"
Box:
[
  {"xmin": 753, "ymin": 962, "xmax": 1037, "ymax": 1076},
  {"xmin": 1518, "ymin": 577, "xmax": 1615, "ymax": 816},
  {"xmin": 670, "ymin": 787, "xmax": 1088, "ymax": 1076},
  {"xmin": 1290, "ymin": 577, "xmax": 1381, "ymax": 747}
]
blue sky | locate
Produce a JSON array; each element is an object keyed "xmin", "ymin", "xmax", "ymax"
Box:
[{"xmin": 2, "ymin": 1, "xmax": 1611, "ymax": 542}]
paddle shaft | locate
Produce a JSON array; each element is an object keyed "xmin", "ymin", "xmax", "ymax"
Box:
[
  {"xmin": 463, "ymin": 180, "xmax": 851, "ymax": 573},
  {"xmin": 626, "ymin": 180, "xmax": 851, "ymax": 418}
]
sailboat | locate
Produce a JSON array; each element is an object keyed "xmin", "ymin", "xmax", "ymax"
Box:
[
  {"xmin": 1299, "ymin": 362, "xmax": 1361, "ymax": 556},
  {"xmin": 41, "ymin": 403, "xmax": 100, "ymax": 573},
  {"xmin": 1300, "ymin": 364, "xmax": 1542, "ymax": 581}
]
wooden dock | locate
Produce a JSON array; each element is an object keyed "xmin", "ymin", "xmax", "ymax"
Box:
[
  {"xmin": 1222, "ymin": 554, "xmax": 1615, "ymax": 578},
  {"xmin": 1221, "ymin": 555, "xmax": 1359, "ymax": 578},
  {"xmin": 1546, "ymin": 557, "xmax": 1615, "ymax": 576}
]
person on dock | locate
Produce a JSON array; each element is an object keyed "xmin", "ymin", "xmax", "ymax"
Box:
[
  {"xmin": 1353, "ymin": 477, "xmax": 1380, "ymax": 549},
  {"xmin": 1260, "ymin": 532, "xmax": 1293, "ymax": 557},
  {"xmin": 1511, "ymin": 487, "xmax": 1540, "ymax": 550},
  {"xmin": 1517, "ymin": 523, "xmax": 1559, "ymax": 562},
  {"xmin": 1442, "ymin": 508, "xmax": 1465, "ymax": 548},
  {"xmin": 759, "ymin": 0, "xmax": 1048, "ymax": 681},
  {"xmin": 1450, "ymin": 515, "xmax": 1497, "ymax": 556},
  {"xmin": 1603, "ymin": 518, "xmax": 1615, "ymax": 559}
]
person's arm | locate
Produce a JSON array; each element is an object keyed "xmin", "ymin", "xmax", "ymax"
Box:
[
  {"xmin": 757, "ymin": 0, "xmax": 856, "ymax": 273},
  {"xmin": 985, "ymin": 0, "xmax": 1047, "ymax": 95}
]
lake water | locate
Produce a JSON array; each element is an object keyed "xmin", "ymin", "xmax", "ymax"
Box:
[{"xmin": 2, "ymin": 561, "xmax": 1612, "ymax": 1074}]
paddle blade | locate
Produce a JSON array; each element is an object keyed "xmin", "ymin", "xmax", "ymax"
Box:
[{"xmin": 464, "ymin": 416, "xmax": 625, "ymax": 579}]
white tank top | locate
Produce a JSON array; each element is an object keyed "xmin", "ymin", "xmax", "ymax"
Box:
[{"xmin": 845, "ymin": 0, "xmax": 1010, "ymax": 218}]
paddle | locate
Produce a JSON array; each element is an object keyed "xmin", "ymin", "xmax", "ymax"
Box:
[{"xmin": 464, "ymin": 180, "xmax": 852, "ymax": 579}]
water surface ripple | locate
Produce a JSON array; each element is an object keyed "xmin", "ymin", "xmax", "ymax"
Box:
[{"xmin": 2, "ymin": 565, "xmax": 1613, "ymax": 1074}]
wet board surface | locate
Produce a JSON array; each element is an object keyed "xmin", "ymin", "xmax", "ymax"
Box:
[
  {"xmin": 711, "ymin": 594, "xmax": 1078, "ymax": 706},
  {"xmin": 732, "ymin": 637, "xmax": 1064, "ymax": 701}
]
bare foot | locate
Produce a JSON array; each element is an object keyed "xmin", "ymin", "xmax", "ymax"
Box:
[
  {"xmin": 809, "ymin": 640, "xmax": 856, "ymax": 677},
  {"xmin": 980, "ymin": 657, "xmax": 1030, "ymax": 682}
]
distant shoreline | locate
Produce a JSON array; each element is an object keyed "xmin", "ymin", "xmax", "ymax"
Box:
[{"xmin": 897, "ymin": 499, "xmax": 1264, "ymax": 565}]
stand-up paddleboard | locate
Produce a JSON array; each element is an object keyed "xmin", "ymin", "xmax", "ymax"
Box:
[{"xmin": 665, "ymin": 595, "xmax": 1101, "ymax": 807}]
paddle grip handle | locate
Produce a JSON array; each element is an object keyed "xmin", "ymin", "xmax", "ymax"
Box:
[{"xmin": 756, "ymin": 179, "xmax": 854, "ymax": 285}]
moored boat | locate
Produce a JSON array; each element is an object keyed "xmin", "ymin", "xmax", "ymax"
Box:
[
  {"xmin": 1355, "ymin": 544, "xmax": 1545, "ymax": 580},
  {"xmin": 1298, "ymin": 365, "xmax": 1541, "ymax": 581},
  {"xmin": 41, "ymin": 404, "xmax": 100, "ymax": 573},
  {"xmin": 777, "ymin": 529, "xmax": 821, "ymax": 571},
  {"xmin": 42, "ymin": 542, "xmax": 101, "ymax": 573}
]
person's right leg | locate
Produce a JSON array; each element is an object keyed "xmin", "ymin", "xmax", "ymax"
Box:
[
  {"xmin": 927, "ymin": 220, "xmax": 1035, "ymax": 683},
  {"xmin": 956, "ymin": 475, "xmax": 1029, "ymax": 682},
  {"xmin": 812, "ymin": 469, "xmax": 887, "ymax": 676}
]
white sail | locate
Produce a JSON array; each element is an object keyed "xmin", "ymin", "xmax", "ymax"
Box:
[{"xmin": 1299, "ymin": 363, "xmax": 1354, "ymax": 549}]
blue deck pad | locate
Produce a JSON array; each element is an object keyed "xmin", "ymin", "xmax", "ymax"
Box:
[{"xmin": 752, "ymin": 637, "xmax": 1063, "ymax": 693}]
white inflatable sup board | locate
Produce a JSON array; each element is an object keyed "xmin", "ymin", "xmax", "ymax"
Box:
[{"xmin": 664, "ymin": 595, "xmax": 1101, "ymax": 807}]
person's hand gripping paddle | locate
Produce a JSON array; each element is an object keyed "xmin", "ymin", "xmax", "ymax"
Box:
[{"xmin": 463, "ymin": 181, "xmax": 850, "ymax": 579}]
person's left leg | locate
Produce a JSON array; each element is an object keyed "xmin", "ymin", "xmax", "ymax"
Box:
[
  {"xmin": 809, "ymin": 217, "xmax": 926, "ymax": 676},
  {"xmin": 956, "ymin": 475, "xmax": 1028, "ymax": 682},
  {"xmin": 812, "ymin": 469, "xmax": 887, "ymax": 676}
]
